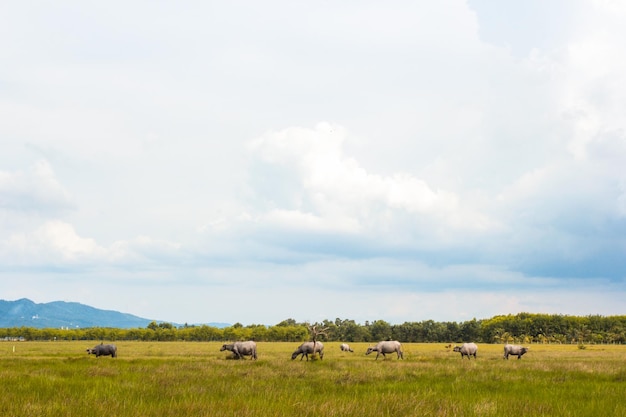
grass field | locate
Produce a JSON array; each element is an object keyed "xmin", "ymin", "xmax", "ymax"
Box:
[{"xmin": 1, "ymin": 341, "xmax": 625, "ymax": 416}]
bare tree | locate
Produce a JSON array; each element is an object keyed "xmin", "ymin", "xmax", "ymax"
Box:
[{"xmin": 308, "ymin": 324, "xmax": 328, "ymax": 359}]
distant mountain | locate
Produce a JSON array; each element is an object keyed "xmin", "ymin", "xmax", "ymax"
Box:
[
  {"xmin": 0, "ymin": 298, "xmax": 230, "ymax": 329},
  {"xmin": 0, "ymin": 298, "xmax": 153, "ymax": 328}
]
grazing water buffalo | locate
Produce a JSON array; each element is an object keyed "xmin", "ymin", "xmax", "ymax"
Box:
[
  {"xmin": 220, "ymin": 341, "xmax": 258, "ymax": 360},
  {"xmin": 503, "ymin": 344, "xmax": 529, "ymax": 360},
  {"xmin": 340, "ymin": 343, "xmax": 353, "ymax": 352},
  {"xmin": 366, "ymin": 341, "xmax": 403, "ymax": 360},
  {"xmin": 87, "ymin": 343, "xmax": 117, "ymax": 358},
  {"xmin": 453, "ymin": 342, "xmax": 478, "ymax": 359},
  {"xmin": 291, "ymin": 341, "xmax": 324, "ymax": 361}
]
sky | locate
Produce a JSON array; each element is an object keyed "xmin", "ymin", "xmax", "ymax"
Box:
[{"xmin": 1, "ymin": 0, "xmax": 625, "ymax": 326}]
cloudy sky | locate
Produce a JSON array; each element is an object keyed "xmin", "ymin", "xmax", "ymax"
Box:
[{"xmin": 1, "ymin": 1, "xmax": 625, "ymax": 326}]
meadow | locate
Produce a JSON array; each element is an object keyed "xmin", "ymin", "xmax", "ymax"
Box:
[{"xmin": 1, "ymin": 341, "xmax": 624, "ymax": 416}]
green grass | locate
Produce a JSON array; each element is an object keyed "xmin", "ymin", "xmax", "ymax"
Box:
[{"xmin": 1, "ymin": 342, "xmax": 625, "ymax": 416}]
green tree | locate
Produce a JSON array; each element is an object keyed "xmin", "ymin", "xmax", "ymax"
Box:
[
  {"xmin": 459, "ymin": 319, "xmax": 481, "ymax": 342},
  {"xmin": 369, "ymin": 320, "xmax": 392, "ymax": 341},
  {"xmin": 275, "ymin": 318, "xmax": 298, "ymax": 327}
]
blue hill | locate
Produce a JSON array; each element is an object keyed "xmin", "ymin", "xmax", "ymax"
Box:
[{"xmin": 0, "ymin": 298, "xmax": 229, "ymax": 329}]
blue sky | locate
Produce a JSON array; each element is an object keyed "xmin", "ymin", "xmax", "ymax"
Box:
[{"xmin": 1, "ymin": 1, "xmax": 625, "ymax": 325}]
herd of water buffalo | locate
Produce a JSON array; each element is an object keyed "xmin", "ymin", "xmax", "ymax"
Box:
[{"xmin": 86, "ymin": 341, "xmax": 529, "ymax": 361}]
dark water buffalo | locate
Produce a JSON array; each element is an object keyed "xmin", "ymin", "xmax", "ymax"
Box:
[
  {"xmin": 87, "ymin": 343, "xmax": 117, "ymax": 358},
  {"xmin": 453, "ymin": 342, "xmax": 478, "ymax": 359},
  {"xmin": 340, "ymin": 343, "xmax": 354, "ymax": 352},
  {"xmin": 366, "ymin": 341, "xmax": 403, "ymax": 360},
  {"xmin": 503, "ymin": 344, "xmax": 529, "ymax": 359},
  {"xmin": 220, "ymin": 341, "xmax": 257, "ymax": 360},
  {"xmin": 291, "ymin": 341, "xmax": 324, "ymax": 361}
]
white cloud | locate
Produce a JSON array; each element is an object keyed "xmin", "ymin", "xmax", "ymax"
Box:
[
  {"xmin": 247, "ymin": 123, "xmax": 498, "ymax": 245},
  {"xmin": 555, "ymin": 13, "xmax": 626, "ymax": 161},
  {"xmin": 0, "ymin": 160, "xmax": 74, "ymax": 213},
  {"xmin": 261, "ymin": 209, "xmax": 361, "ymax": 234},
  {"xmin": 0, "ymin": 1, "xmax": 625, "ymax": 324},
  {"xmin": 109, "ymin": 236, "xmax": 182, "ymax": 264},
  {"xmin": 1, "ymin": 220, "xmax": 182, "ymax": 269},
  {"xmin": 3, "ymin": 220, "xmax": 104, "ymax": 264}
]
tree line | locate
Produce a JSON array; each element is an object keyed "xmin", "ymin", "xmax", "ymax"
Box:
[{"xmin": 2, "ymin": 313, "xmax": 625, "ymax": 344}]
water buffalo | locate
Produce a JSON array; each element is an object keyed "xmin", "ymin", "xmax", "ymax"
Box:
[
  {"xmin": 453, "ymin": 342, "xmax": 478, "ymax": 359},
  {"xmin": 87, "ymin": 343, "xmax": 117, "ymax": 358},
  {"xmin": 220, "ymin": 341, "xmax": 257, "ymax": 360},
  {"xmin": 340, "ymin": 343, "xmax": 353, "ymax": 352},
  {"xmin": 366, "ymin": 340, "xmax": 403, "ymax": 360},
  {"xmin": 503, "ymin": 344, "xmax": 529, "ymax": 360},
  {"xmin": 291, "ymin": 341, "xmax": 324, "ymax": 361}
]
